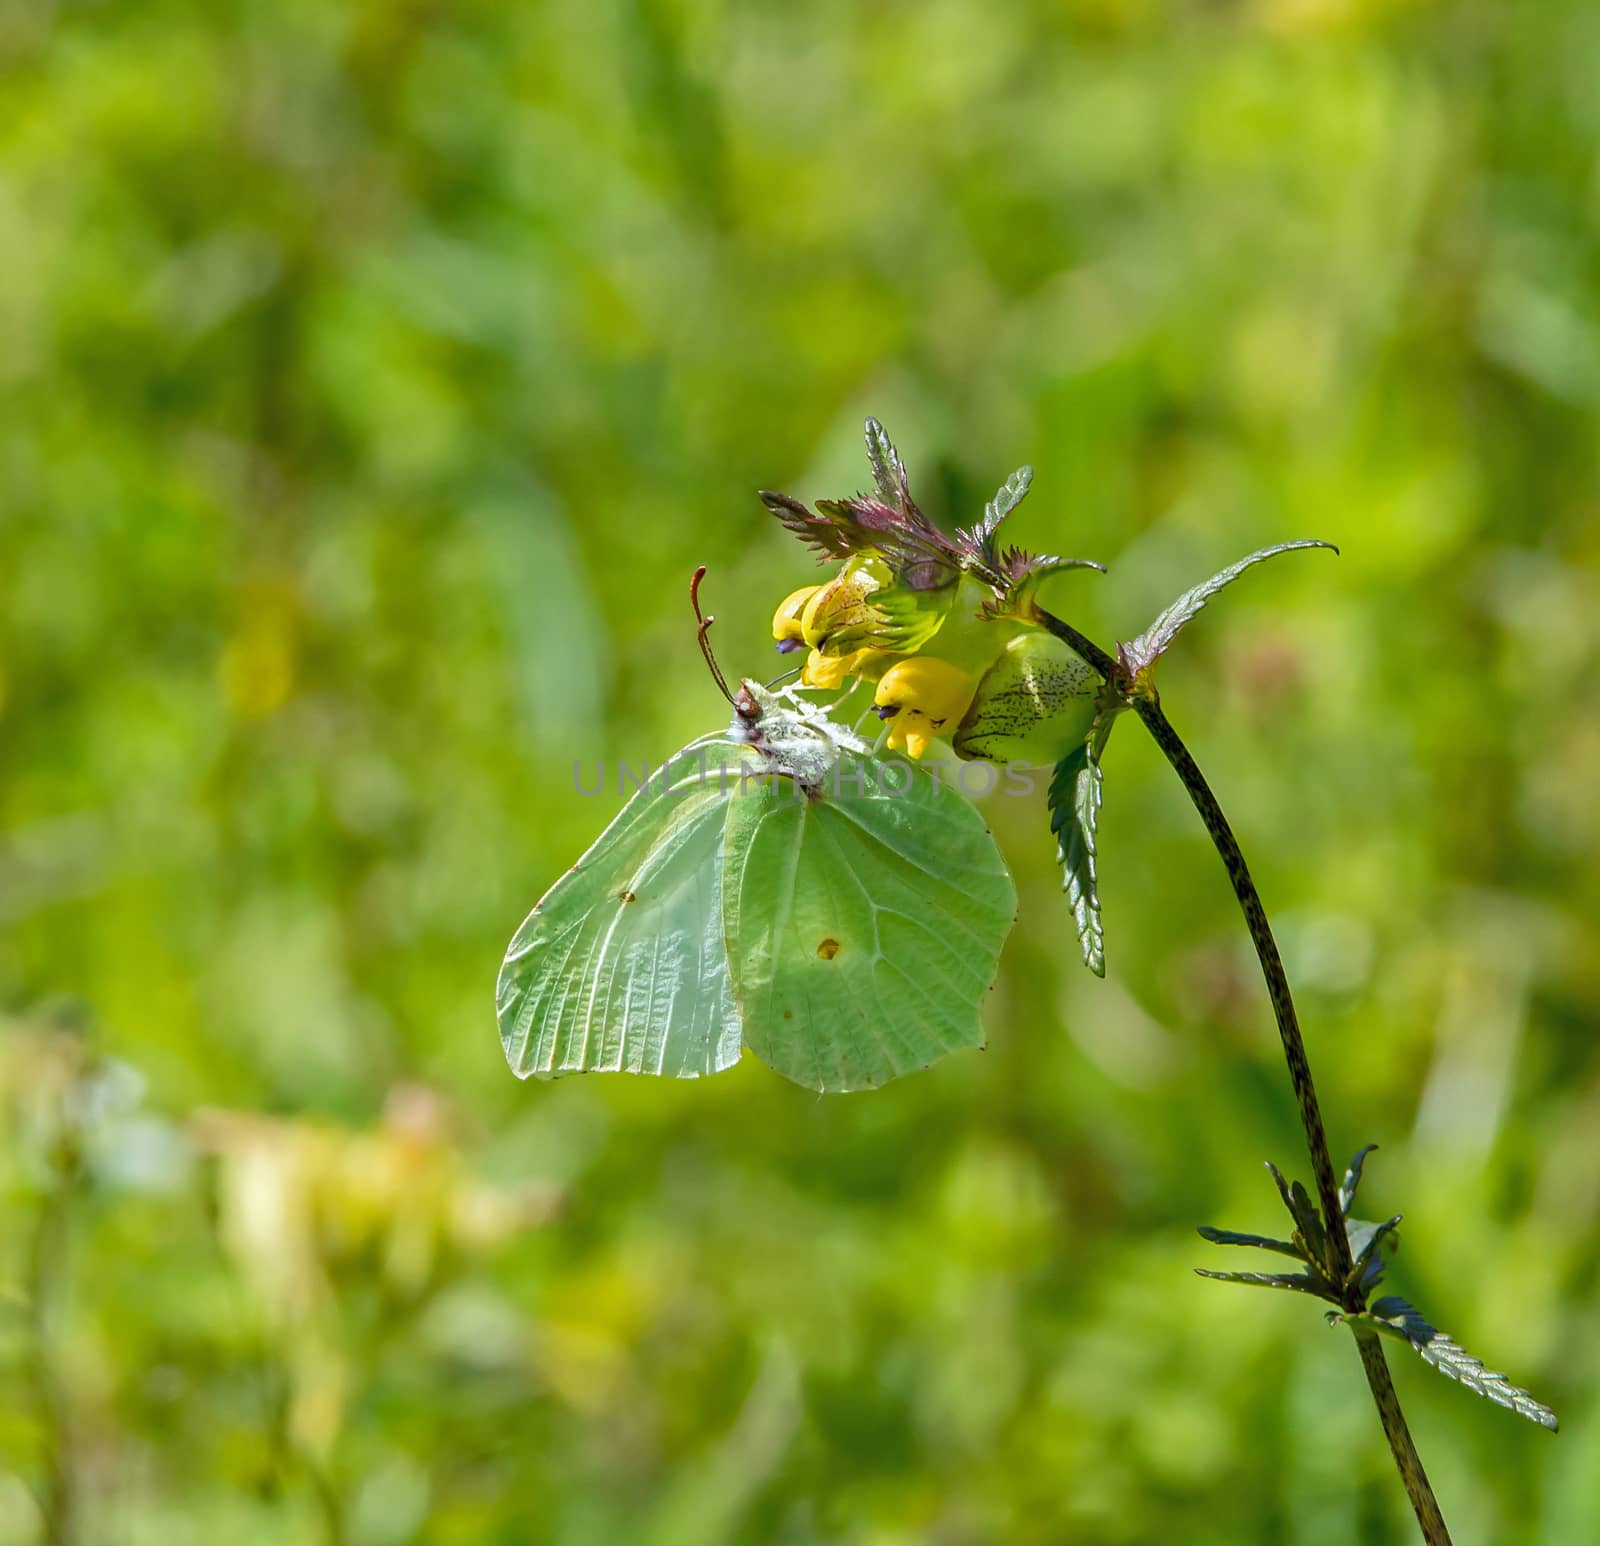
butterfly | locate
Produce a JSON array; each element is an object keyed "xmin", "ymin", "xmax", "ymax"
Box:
[{"xmin": 494, "ymin": 571, "xmax": 1017, "ymax": 1093}]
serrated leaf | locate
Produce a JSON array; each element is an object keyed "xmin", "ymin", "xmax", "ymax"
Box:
[
  {"xmin": 1345, "ymin": 1214, "xmax": 1401, "ymax": 1295},
  {"xmin": 1346, "ymin": 1215, "xmax": 1401, "ymax": 1272},
  {"xmin": 1265, "ymin": 1159, "xmax": 1297, "ymax": 1217},
  {"xmin": 1289, "ymin": 1179, "xmax": 1327, "ymax": 1264},
  {"xmin": 1122, "ymin": 541, "xmax": 1338, "ymax": 676},
  {"xmin": 1359, "ymin": 1297, "xmax": 1559, "ymax": 1431},
  {"xmin": 983, "ymin": 552, "xmax": 1107, "ymax": 620},
  {"xmin": 1197, "ymin": 1225, "xmax": 1305, "ymax": 1261},
  {"xmin": 864, "ymin": 417, "xmax": 909, "ymax": 510},
  {"xmin": 1195, "ymin": 1269, "xmax": 1330, "ymax": 1298},
  {"xmin": 975, "ymin": 465, "xmax": 1032, "ymax": 547},
  {"xmin": 1340, "ymin": 1143, "xmax": 1379, "ymax": 1217},
  {"xmin": 1265, "ymin": 1161, "xmax": 1328, "ymax": 1263},
  {"xmin": 1048, "ymin": 732, "xmax": 1106, "ymax": 977}
]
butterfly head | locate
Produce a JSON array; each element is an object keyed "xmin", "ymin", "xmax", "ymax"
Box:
[{"xmin": 727, "ymin": 679, "xmax": 767, "ymax": 745}]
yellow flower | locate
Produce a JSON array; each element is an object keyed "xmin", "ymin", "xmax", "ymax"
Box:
[
  {"xmin": 771, "ymin": 585, "xmax": 822, "ymax": 655},
  {"xmin": 800, "ymin": 555, "xmax": 891, "ymax": 652},
  {"xmin": 762, "ymin": 415, "xmax": 1115, "ymax": 766},
  {"xmin": 800, "ymin": 647, "xmax": 860, "ymax": 690},
  {"xmin": 873, "ymin": 657, "xmax": 979, "ymax": 760}
]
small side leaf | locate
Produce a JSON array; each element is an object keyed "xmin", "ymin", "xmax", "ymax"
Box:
[
  {"xmin": 1340, "ymin": 1143, "xmax": 1379, "ymax": 1217},
  {"xmin": 1197, "ymin": 1225, "xmax": 1304, "ymax": 1261},
  {"xmin": 1289, "ymin": 1180, "xmax": 1327, "ymax": 1266},
  {"xmin": 974, "ymin": 465, "xmax": 1032, "ymax": 548},
  {"xmin": 760, "ymin": 490, "xmax": 854, "ymax": 561},
  {"xmin": 1122, "ymin": 541, "xmax": 1338, "ymax": 676},
  {"xmin": 1195, "ymin": 1269, "xmax": 1329, "ymax": 1298},
  {"xmin": 1344, "ymin": 1214, "xmax": 1402, "ymax": 1295},
  {"xmin": 1265, "ymin": 1161, "xmax": 1329, "ymax": 1266},
  {"xmin": 1048, "ymin": 730, "xmax": 1107, "ymax": 977},
  {"xmin": 1265, "ymin": 1159, "xmax": 1297, "ymax": 1219},
  {"xmin": 1361, "ymin": 1297, "xmax": 1559, "ymax": 1432},
  {"xmin": 864, "ymin": 417, "xmax": 910, "ymax": 511},
  {"xmin": 985, "ymin": 551, "xmax": 1107, "ymax": 621}
]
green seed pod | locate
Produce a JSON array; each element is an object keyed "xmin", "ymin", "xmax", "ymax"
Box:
[{"xmin": 952, "ymin": 632, "xmax": 1099, "ymax": 765}]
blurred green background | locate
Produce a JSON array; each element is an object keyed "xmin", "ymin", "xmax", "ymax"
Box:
[{"xmin": 3, "ymin": 0, "xmax": 1598, "ymax": 1541}]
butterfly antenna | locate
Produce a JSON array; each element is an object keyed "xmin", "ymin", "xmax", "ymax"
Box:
[{"xmin": 690, "ymin": 566, "xmax": 735, "ymax": 704}]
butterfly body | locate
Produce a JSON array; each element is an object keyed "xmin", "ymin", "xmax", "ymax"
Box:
[{"xmin": 725, "ymin": 678, "xmax": 871, "ymax": 788}]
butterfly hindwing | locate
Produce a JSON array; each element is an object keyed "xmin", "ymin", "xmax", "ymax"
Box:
[
  {"xmin": 722, "ymin": 754, "xmax": 1017, "ymax": 1092},
  {"xmin": 497, "ymin": 736, "xmax": 748, "ymax": 1079}
]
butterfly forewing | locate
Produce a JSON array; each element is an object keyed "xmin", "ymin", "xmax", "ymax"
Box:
[
  {"xmin": 722, "ymin": 755, "xmax": 1017, "ymax": 1092},
  {"xmin": 497, "ymin": 737, "xmax": 748, "ymax": 1079}
]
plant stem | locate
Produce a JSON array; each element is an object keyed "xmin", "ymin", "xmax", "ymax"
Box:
[
  {"xmin": 1354, "ymin": 1326, "xmax": 1453, "ymax": 1546},
  {"xmin": 1136, "ymin": 694, "xmax": 1451, "ymax": 1542},
  {"xmin": 1130, "ymin": 696, "xmax": 1349, "ymax": 1271},
  {"xmin": 1034, "ymin": 607, "xmax": 1450, "ymax": 1544}
]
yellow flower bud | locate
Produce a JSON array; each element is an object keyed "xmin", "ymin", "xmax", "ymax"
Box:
[
  {"xmin": 952, "ymin": 632, "xmax": 1098, "ymax": 764},
  {"xmin": 772, "ymin": 585, "xmax": 822, "ymax": 655}
]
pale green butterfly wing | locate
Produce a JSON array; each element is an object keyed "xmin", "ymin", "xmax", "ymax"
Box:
[
  {"xmin": 497, "ymin": 736, "xmax": 748, "ymax": 1079},
  {"xmin": 722, "ymin": 755, "xmax": 1017, "ymax": 1092}
]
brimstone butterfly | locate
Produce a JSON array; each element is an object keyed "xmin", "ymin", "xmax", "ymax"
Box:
[{"xmin": 495, "ymin": 572, "xmax": 1017, "ymax": 1092}]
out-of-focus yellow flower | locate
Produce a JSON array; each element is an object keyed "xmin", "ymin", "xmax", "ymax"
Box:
[
  {"xmin": 873, "ymin": 657, "xmax": 979, "ymax": 760},
  {"xmin": 220, "ymin": 612, "xmax": 295, "ymax": 719}
]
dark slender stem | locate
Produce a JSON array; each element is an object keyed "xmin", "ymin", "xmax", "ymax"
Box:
[
  {"xmin": 1131, "ymin": 696, "xmax": 1350, "ymax": 1274},
  {"xmin": 1137, "ymin": 693, "xmax": 1454, "ymax": 1538},
  {"xmin": 1355, "ymin": 1328, "xmax": 1452, "ymax": 1546},
  {"xmin": 1034, "ymin": 605, "xmax": 1449, "ymax": 1544}
]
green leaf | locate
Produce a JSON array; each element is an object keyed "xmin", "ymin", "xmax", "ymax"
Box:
[
  {"xmin": 1265, "ymin": 1161, "xmax": 1329, "ymax": 1267},
  {"xmin": 1344, "ymin": 1214, "xmax": 1401, "ymax": 1295},
  {"xmin": 1357, "ymin": 1297, "xmax": 1559, "ymax": 1432},
  {"xmin": 1121, "ymin": 541, "xmax": 1338, "ymax": 676},
  {"xmin": 1289, "ymin": 1180, "xmax": 1327, "ymax": 1265},
  {"xmin": 1196, "ymin": 1225, "xmax": 1304, "ymax": 1261},
  {"xmin": 1195, "ymin": 1269, "xmax": 1330, "ymax": 1298},
  {"xmin": 864, "ymin": 417, "xmax": 909, "ymax": 510},
  {"xmin": 982, "ymin": 551, "xmax": 1106, "ymax": 621},
  {"xmin": 1346, "ymin": 1215, "xmax": 1400, "ymax": 1273},
  {"xmin": 1340, "ymin": 1143, "xmax": 1379, "ymax": 1217},
  {"xmin": 1048, "ymin": 729, "xmax": 1107, "ymax": 977},
  {"xmin": 973, "ymin": 465, "xmax": 1032, "ymax": 548}
]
